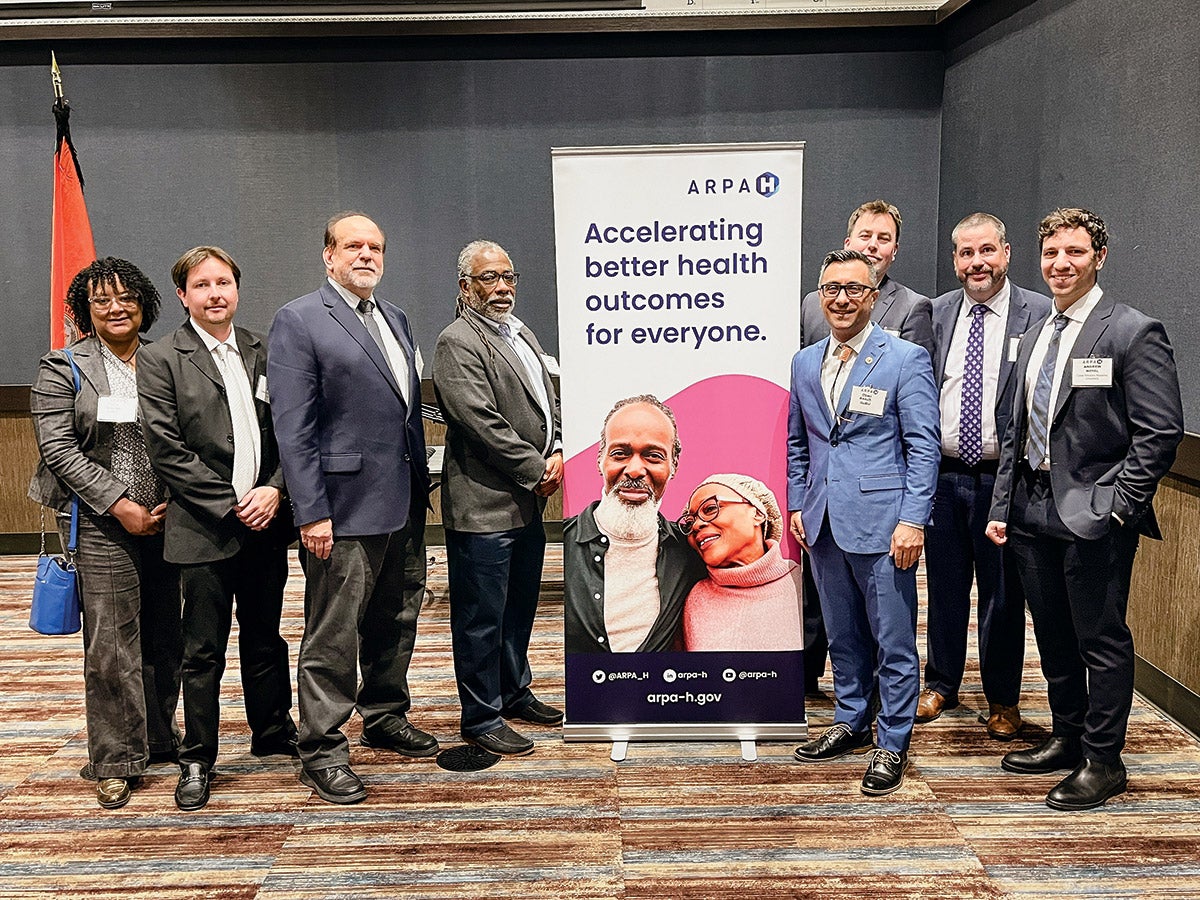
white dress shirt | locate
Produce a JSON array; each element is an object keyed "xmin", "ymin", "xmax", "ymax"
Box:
[
  {"xmin": 328, "ymin": 277, "xmax": 412, "ymax": 407},
  {"xmin": 1022, "ymin": 284, "xmax": 1104, "ymax": 469},
  {"xmin": 939, "ymin": 280, "xmax": 1010, "ymax": 460},
  {"xmin": 189, "ymin": 319, "xmax": 261, "ymax": 497},
  {"xmin": 472, "ymin": 309, "xmax": 557, "ymax": 457},
  {"xmin": 821, "ymin": 322, "xmax": 875, "ymax": 416}
]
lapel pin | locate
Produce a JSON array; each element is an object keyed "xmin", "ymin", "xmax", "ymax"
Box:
[{"xmin": 864, "ymin": 356, "xmax": 874, "ymax": 365}]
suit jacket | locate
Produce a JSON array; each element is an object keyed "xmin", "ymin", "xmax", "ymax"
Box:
[
  {"xmin": 29, "ymin": 336, "xmax": 138, "ymax": 516},
  {"xmin": 268, "ymin": 282, "xmax": 429, "ymax": 538},
  {"xmin": 930, "ymin": 281, "xmax": 1052, "ymax": 452},
  {"xmin": 138, "ymin": 321, "xmax": 289, "ymax": 564},
  {"xmin": 432, "ymin": 313, "xmax": 561, "ymax": 533},
  {"xmin": 802, "ymin": 275, "xmax": 935, "ymax": 359},
  {"xmin": 989, "ymin": 292, "xmax": 1183, "ymax": 541},
  {"xmin": 787, "ymin": 325, "xmax": 941, "ymax": 555}
]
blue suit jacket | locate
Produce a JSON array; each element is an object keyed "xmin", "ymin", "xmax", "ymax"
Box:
[
  {"xmin": 930, "ymin": 282, "xmax": 1051, "ymax": 452},
  {"xmin": 267, "ymin": 282, "xmax": 429, "ymax": 537},
  {"xmin": 787, "ymin": 325, "xmax": 941, "ymax": 555}
]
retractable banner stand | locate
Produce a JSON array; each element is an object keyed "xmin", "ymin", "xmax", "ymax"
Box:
[{"xmin": 552, "ymin": 142, "xmax": 807, "ymax": 743}]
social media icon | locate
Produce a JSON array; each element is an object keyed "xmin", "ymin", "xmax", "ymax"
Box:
[
  {"xmin": 722, "ymin": 668, "xmax": 737, "ymax": 682},
  {"xmin": 663, "ymin": 669, "xmax": 677, "ymax": 683},
  {"xmin": 593, "ymin": 670, "xmax": 606, "ymax": 684}
]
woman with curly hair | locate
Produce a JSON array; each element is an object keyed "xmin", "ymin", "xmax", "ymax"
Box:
[{"xmin": 29, "ymin": 257, "xmax": 182, "ymax": 809}]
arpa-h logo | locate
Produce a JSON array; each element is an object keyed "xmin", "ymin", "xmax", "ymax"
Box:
[{"xmin": 757, "ymin": 171, "xmax": 780, "ymax": 198}]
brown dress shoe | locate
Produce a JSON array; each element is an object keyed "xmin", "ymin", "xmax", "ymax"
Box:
[
  {"xmin": 914, "ymin": 689, "xmax": 958, "ymax": 723},
  {"xmin": 986, "ymin": 703, "xmax": 1023, "ymax": 740}
]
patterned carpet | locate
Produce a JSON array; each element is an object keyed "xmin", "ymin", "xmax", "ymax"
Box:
[{"xmin": 1, "ymin": 548, "xmax": 1199, "ymax": 899}]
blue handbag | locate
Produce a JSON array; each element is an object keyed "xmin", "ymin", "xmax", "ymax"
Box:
[{"xmin": 29, "ymin": 348, "xmax": 83, "ymax": 636}]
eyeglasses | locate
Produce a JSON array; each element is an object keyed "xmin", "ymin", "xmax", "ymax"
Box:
[
  {"xmin": 677, "ymin": 496, "xmax": 756, "ymax": 535},
  {"xmin": 88, "ymin": 293, "xmax": 140, "ymax": 310},
  {"xmin": 818, "ymin": 282, "xmax": 874, "ymax": 300},
  {"xmin": 467, "ymin": 271, "xmax": 519, "ymax": 286}
]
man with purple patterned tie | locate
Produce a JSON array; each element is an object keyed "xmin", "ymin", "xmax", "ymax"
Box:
[{"xmin": 917, "ymin": 214, "xmax": 1049, "ymax": 739}]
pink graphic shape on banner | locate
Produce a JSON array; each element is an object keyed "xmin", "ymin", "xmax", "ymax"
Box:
[{"xmin": 563, "ymin": 373, "xmax": 799, "ymax": 559}]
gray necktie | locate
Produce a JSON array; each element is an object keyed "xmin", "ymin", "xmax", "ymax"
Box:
[
  {"xmin": 357, "ymin": 298, "xmax": 398, "ymax": 384},
  {"xmin": 214, "ymin": 343, "xmax": 259, "ymax": 500},
  {"xmin": 1026, "ymin": 314, "xmax": 1070, "ymax": 469}
]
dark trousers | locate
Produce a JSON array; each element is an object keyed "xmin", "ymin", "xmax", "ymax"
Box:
[
  {"xmin": 296, "ymin": 503, "xmax": 427, "ymax": 770},
  {"xmin": 445, "ymin": 517, "xmax": 544, "ymax": 737},
  {"xmin": 68, "ymin": 513, "xmax": 182, "ymax": 777},
  {"xmin": 800, "ymin": 550, "xmax": 828, "ymax": 690},
  {"xmin": 178, "ymin": 531, "xmax": 294, "ymax": 768},
  {"xmin": 808, "ymin": 525, "xmax": 920, "ymax": 753},
  {"xmin": 924, "ymin": 463, "xmax": 1025, "ymax": 706},
  {"xmin": 1008, "ymin": 467, "xmax": 1140, "ymax": 763}
]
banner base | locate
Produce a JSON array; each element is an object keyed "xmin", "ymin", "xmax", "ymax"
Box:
[{"xmin": 563, "ymin": 721, "xmax": 807, "ymax": 743}]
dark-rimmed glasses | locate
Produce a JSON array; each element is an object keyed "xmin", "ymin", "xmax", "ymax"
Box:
[
  {"xmin": 89, "ymin": 293, "xmax": 140, "ymax": 310},
  {"xmin": 818, "ymin": 282, "xmax": 873, "ymax": 300},
  {"xmin": 467, "ymin": 271, "xmax": 520, "ymax": 286},
  {"xmin": 677, "ymin": 496, "xmax": 755, "ymax": 535}
]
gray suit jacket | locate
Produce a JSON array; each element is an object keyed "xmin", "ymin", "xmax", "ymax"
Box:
[
  {"xmin": 989, "ymin": 292, "xmax": 1184, "ymax": 540},
  {"xmin": 930, "ymin": 281, "xmax": 1051, "ymax": 452},
  {"xmin": 29, "ymin": 336, "xmax": 134, "ymax": 516},
  {"xmin": 432, "ymin": 313, "xmax": 561, "ymax": 534},
  {"xmin": 138, "ymin": 321, "xmax": 289, "ymax": 564},
  {"xmin": 802, "ymin": 275, "xmax": 934, "ymax": 359}
]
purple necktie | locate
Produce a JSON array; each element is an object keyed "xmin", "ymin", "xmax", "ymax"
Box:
[{"xmin": 959, "ymin": 304, "xmax": 987, "ymax": 466}]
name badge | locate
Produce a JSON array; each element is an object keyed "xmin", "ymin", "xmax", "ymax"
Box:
[
  {"xmin": 541, "ymin": 354, "xmax": 561, "ymax": 376},
  {"xmin": 255, "ymin": 375, "xmax": 270, "ymax": 403},
  {"xmin": 1072, "ymin": 357, "xmax": 1113, "ymax": 388},
  {"xmin": 848, "ymin": 384, "xmax": 887, "ymax": 417},
  {"xmin": 97, "ymin": 395, "xmax": 138, "ymax": 423},
  {"xmin": 1008, "ymin": 336, "xmax": 1021, "ymax": 362},
  {"xmin": 415, "ymin": 347, "xmax": 425, "ymax": 376}
]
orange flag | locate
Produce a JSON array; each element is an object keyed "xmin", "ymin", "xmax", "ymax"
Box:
[{"xmin": 50, "ymin": 58, "xmax": 96, "ymax": 349}]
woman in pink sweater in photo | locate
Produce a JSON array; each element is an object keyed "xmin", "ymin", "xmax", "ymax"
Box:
[{"xmin": 678, "ymin": 474, "xmax": 804, "ymax": 651}]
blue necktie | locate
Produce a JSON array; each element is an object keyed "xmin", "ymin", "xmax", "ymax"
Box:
[
  {"xmin": 959, "ymin": 304, "xmax": 987, "ymax": 466},
  {"xmin": 1026, "ymin": 314, "xmax": 1070, "ymax": 469}
]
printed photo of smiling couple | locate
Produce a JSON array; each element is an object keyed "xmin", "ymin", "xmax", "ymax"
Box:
[{"xmin": 562, "ymin": 391, "xmax": 804, "ymax": 657}]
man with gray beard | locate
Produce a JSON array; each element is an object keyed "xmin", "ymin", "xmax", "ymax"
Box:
[
  {"xmin": 563, "ymin": 395, "xmax": 705, "ymax": 653},
  {"xmin": 434, "ymin": 240, "xmax": 564, "ymax": 757}
]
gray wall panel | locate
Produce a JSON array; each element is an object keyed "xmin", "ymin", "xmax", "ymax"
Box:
[
  {"xmin": 939, "ymin": 0, "xmax": 1200, "ymax": 426},
  {"xmin": 1, "ymin": 43, "xmax": 942, "ymax": 384}
]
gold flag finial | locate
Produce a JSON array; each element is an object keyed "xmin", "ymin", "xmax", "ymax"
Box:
[{"xmin": 51, "ymin": 51, "xmax": 63, "ymax": 102}]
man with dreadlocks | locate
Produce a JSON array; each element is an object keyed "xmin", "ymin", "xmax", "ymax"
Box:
[{"xmin": 433, "ymin": 239, "xmax": 564, "ymax": 757}]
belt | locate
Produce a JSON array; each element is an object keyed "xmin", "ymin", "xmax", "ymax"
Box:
[
  {"xmin": 940, "ymin": 455, "xmax": 999, "ymax": 477},
  {"xmin": 1020, "ymin": 462, "xmax": 1053, "ymax": 487}
]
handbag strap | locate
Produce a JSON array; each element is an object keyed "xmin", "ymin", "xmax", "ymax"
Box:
[{"xmin": 62, "ymin": 349, "xmax": 82, "ymax": 558}]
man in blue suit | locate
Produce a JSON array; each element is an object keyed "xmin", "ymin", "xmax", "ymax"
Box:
[
  {"xmin": 788, "ymin": 248, "xmax": 940, "ymax": 796},
  {"xmin": 917, "ymin": 213, "xmax": 1050, "ymax": 739},
  {"xmin": 798, "ymin": 200, "xmax": 933, "ymax": 695},
  {"xmin": 268, "ymin": 212, "xmax": 436, "ymax": 805}
]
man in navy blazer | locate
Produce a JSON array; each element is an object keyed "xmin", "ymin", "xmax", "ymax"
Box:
[
  {"xmin": 139, "ymin": 246, "xmax": 298, "ymax": 811},
  {"xmin": 269, "ymin": 212, "xmax": 436, "ymax": 805},
  {"xmin": 917, "ymin": 213, "xmax": 1050, "ymax": 740},
  {"xmin": 797, "ymin": 200, "xmax": 934, "ymax": 695},
  {"xmin": 788, "ymin": 249, "xmax": 940, "ymax": 796},
  {"xmin": 987, "ymin": 209, "xmax": 1183, "ymax": 810}
]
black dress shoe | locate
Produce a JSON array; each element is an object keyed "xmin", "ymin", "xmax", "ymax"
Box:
[
  {"xmin": 466, "ymin": 724, "xmax": 535, "ymax": 756},
  {"xmin": 174, "ymin": 763, "xmax": 213, "ymax": 811},
  {"xmin": 1001, "ymin": 735, "xmax": 1082, "ymax": 774},
  {"xmin": 300, "ymin": 765, "xmax": 366, "ymax": 805},
  {"xmin": 501, "ymin": 698, "xmax": 564, "ymax": 726},
  {"xmin": 1046, "ymin": 758, "xmax": 1127, "ymax": 811},
  {"xmin": 861, "ymin": 748, "xmax": 908, "ymax": 796},
  {"xmin": 250, "ymin": 735, "xmax": 300, "ymax": 758},
  {"xmin": 360, "ymin": 720, "xmax": 439, "ymax": 758},
  {"xmin": 794, "ymin": 723, "xmax": 873, "ymax": 762}
]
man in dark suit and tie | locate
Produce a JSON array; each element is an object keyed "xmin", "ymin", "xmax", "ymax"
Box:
[
  {"xmin": 789, "ymin": 249, "xmax": 941, "ymax": 796},
  {"xmin": 433, "ymin": 240, "xmax": 564, "ymax": 757},
  {"xmin": 798, "ymin": 200, "xmax": 934, "ymax": 695},
  {"xmin": 987, "ymin": 208, "xmax": 1183, "ymax": 810},
  {"xmin": 268, "ymin": 212, "xmax": 436, "ymax": 805},
  {"xmin": 139, "ymin": 246, "xmax": 298, "ymax": 811},
  {"xmin": 917, "ymin": 213, "xmax": 1050, "ymax": 739}
]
